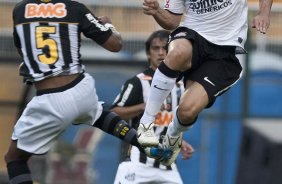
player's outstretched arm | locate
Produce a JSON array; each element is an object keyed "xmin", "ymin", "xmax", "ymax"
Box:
[
  {"xmin": 142, "ymin": 0, "xmax": 181, "ymax": 30},
  {"xmin": 252, "ymin": 0, "xmax": 273, "ymax": 34}
]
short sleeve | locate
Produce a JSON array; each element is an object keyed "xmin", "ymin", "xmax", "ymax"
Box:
[
  {"xmin": 71, "ymin": 1, "xmax": 112, "ymax": 45},
  {"xmin": 163, "ymin": 0, "xmax": 185, "ymax": 14}
]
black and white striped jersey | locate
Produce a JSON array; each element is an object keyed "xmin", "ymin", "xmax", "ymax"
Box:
[
  {"xmin": 112, "ymin": 68, "xmax": 184, "ymax": 169},
  {"xmin": 13, "ymin": 0, "xmax": 112, "ymax": 82}
]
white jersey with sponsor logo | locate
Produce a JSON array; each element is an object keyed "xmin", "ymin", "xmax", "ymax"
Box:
[{"xmin": 164, "ymin": 0, "xmax": 248, "ymax": 49}]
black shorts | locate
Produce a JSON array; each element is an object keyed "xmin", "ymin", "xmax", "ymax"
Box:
[{"xmin": 169, "ymin": 27, "xmax": 243, "ymax": 107}]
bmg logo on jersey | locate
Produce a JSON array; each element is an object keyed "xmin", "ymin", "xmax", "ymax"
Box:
[{"xmin": 25, "ymin": 3, "xmax": 67, "ymax": 18}]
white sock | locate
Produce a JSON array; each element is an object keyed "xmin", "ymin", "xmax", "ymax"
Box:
[
  {"xmin": 140, "ymin": 68, "xmax": 176, "ymax": 125},
  {"xmin": 167, "ymin": 107, "xmax": 192, "ymax": 137}
]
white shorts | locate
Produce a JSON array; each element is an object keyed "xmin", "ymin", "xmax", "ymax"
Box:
[
  {"xmin": 113, "ymin": 161, "xmax": 183, "ymax": 184},
  {"xmin": 11, "ymin": 73, "xmax": 103, "ymax": 154}
]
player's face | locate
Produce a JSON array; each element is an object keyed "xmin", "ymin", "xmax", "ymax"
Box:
[{"xmin": 147, "ymin": 38, "xmax": 167, "ymax": 70}]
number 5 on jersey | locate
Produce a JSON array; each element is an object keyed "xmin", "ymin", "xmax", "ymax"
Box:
[{"xmin": 36, "ymin": 26, "xmax": 58, "ymax": 64}]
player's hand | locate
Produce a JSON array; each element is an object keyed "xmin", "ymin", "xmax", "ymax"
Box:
[
  {"xmin": 98, "ymin": 16, "xmax": 112, "ymax": 24},
  {"xmin": 180, "ymin": 140, "xmax": 194, "ymax": 160},
  {"xmin": 252, "ymin": 14, "xmax": 270, "ymax": 34},
  {"xmin": 143, "ymin": 0, "xmax": 160, "ymax": 15}
]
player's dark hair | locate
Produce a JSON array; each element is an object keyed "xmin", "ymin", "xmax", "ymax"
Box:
[{"xmin": 145, "ymin": 30, "xmax": 170, "ymax": 54}]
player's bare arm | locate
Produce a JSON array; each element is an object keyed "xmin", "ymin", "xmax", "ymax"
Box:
[
  {"xmin": 252, "ymin": 0, "xmax": 273, "ymax": 34},
  {"xmin": 142, "ymin": 0, "xmax": 181, "ymax": 30}
]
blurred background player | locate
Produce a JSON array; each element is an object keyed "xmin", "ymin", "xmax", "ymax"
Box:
[
  {"xmin": 137, "ymin": 0, "xmax": 273, "ymax": 166},
  {"xmin": 111, "ymin": 30, "xmax": 194, "ymax": 184},
  {"xmin": 4, "ymin": 1, "xmax": 164, "ymax": 183}
]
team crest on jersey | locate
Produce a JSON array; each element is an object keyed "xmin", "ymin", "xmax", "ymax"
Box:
[{"xmin": 25, "ymin": 3, "xmax": 67, "ymax": 18}]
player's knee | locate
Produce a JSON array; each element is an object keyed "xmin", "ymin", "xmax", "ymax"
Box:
[
  {"xmin": 4, "ymin": 151, "xmax": 23, "ymax": 164},
  {"xmin": 177, "ymin": 105, "xmax": 198, "ymax": 125},
  {"xmin": 166, "ymin": 48, "xmax": 191, "ymax": 71},
  {"xmin": 4, "ymin": 147, "xmax": 31, "ymax": 164}
]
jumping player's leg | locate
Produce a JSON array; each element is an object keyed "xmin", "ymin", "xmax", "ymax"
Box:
[
  {"xmin": 167, "ymin": 80, "xmax": 209, "ymax": 137},
  {"xmin": 170, "ymin": 47, "xmax": 243, "ymax": 135},
  {"xmin": 138, "ymin": 38, "xmax": 193, "ymax": 147},
  {"xmin": 140, "ymin": 38, "xmax": 193, "ymax": 125},
  {"xmin": 160, "ymin": 81, "xmax": 208, "ymax": 166},
  {"xmin": 162, "ymin": 44, "xmax": 242, "ymax": 165}
]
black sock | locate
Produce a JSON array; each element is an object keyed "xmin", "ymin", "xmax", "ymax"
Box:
[
  {"xmin": 158, "ymin": 61, "xmax": 180, "ymax": 78},
  {"xmin": 94, "ymin": 110, "xmax": 145, "ymax": 153},
  {"xmin": 7, "ymin": 160, "xmax": 32, "ymax": 184}
]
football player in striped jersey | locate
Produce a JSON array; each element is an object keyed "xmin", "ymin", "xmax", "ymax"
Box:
[{"xmin": 4, "ymin": 1, "xmax": 165, "ymax": 183}]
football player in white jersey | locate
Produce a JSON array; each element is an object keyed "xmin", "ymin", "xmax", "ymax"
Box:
[
  {"xmin": 112, "ymin": 30, "xmax": 194, "ymax": 184},
  {"xmin": 137, "ymin": 0, "xmax": 273, "ymax": 166}
]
